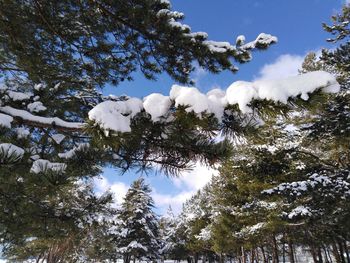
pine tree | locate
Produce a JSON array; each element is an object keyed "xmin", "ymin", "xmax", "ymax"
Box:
[
  {"xmin": 176, "ymin": 6, "xmax": 350, "ymax": 262},
  {"xmin": 113, "ymin": 177, "xmax": 161, "ymax": 263},
  {"xmin": 159, "ymin": 206, "xmax": 176, "ymax": 259},
  {"xmin": 1, "ymin": 180, "xmax": 115, "ymax": 262},
  {"xmin": 159, "ymin": 206, "xmax": 192, "ymax": 262},
  {"xmin": 0, "ymin": 0, "xmax": 278, "ymax": 257},
  {"xmin": 175, "ymin": 186, "xmax": 218, "ymax": 263},
  {"xmin": 0, "ymin": 1, "xmax": 343, "ymax": 261},
  {"xmin": 0, "ymin": 0, "xmax": 280, "ymax": 176}
]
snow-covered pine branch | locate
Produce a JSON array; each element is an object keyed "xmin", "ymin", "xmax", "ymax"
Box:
[
  {"xmin": 1, "ymin": 71, "xmax": 339, "ymax": 135},
  {"xmin": 89, "ymin": 71, "xmax": 340, "ymax": 135}
]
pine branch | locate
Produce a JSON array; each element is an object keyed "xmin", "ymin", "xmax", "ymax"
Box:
[{"xmin": 0, "ymin": 106, "xmax": 85, "ymax": 132}]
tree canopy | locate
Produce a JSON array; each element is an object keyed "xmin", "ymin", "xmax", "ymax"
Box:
[{"xmin": 0, "ymin": 1, "xmax": 347, "ymax": 262}]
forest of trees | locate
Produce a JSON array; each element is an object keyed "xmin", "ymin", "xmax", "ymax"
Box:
[
  {"xmin": 162, "ymin": 7, "xmax": 350, "ymax": 263},
  {"xmin": 0, "ymin": 0, "xmax": 349, "ymax": 262}
]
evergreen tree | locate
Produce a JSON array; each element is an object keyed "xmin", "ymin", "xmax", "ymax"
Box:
[
  {"xmin": 159, "ymin": 206, "xmax": 176, "ymax": 259},
  {"xmin": 176, "ymin": 186, "xmax": 218, "ymax": 263},
  {"xmin": 175, "ymin": 5, "xmax": 350, "ymax": 262},
  {"xmin": 113, "ymin": 178, "xmax": 160, "ymax": 263},
  {"xmin": 0, "ymin": 0, "xmax": 278, "ymax": 257},
  {"xmin": 1, "ymin": 180, "xmax": 115, "ymax": 262},
  {"xmin": 160, "ymin": 206, "xmax": 192, "ymax": 262},
  {"xmin": 0, "ymin": 1, "xmax": 343, "ymax": 261}
]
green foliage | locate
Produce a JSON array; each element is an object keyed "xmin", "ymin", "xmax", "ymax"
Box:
[
  {"xmin": 0, "ymin": 0, "xmax": 273, "ymax": 87},
  {"xmin": 323, "ymin": 4, "xmax": 350, "ymax": 43},
  {"xmin": 176, "ymin": 6, "xmax": 350, "ymax": 262},
  {"xmin": 0, "ymin": 1, "xmax": 274, "ymax": 260},
  {"xmin": 87, "ymin": 108, "xmax": 233, "ymax": 176},
  {"xmin": 112, "ymin": 178, "xmax": 161, "ymax": 263}
]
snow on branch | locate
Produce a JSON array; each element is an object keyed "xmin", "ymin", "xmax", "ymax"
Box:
[
  {"xmin": 0, "ymin": 113, "xmax": 13, "ymax": 128},
  {"xmin": 0, "ymin": 106, "xmax": 84, "ymax": 132},
  {"xmin": 240, "ymin": 33, "xmax": 278, "ymax": 50},
  {"xmin": 0, "ymin": 143, "xmax": 25, "ymax": 162},
  {"xmin": 0, "ymin": 71, "xmax": 340, "ymax": 135},
  {"xmin": 158, "ymin": 3, "xmax": 277, "ymax": 60},
  {"xmin": 89, "ymin": 71, "xmax": 339, "ymax": 134},
  {"xmin": 30, "ymin": 159, "xmax": 67, "ymax": 174}
]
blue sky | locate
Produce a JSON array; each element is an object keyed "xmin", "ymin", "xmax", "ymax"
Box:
[{"xmin": 96, "ymin": 0, "xmax": 345, "ymax": 214}]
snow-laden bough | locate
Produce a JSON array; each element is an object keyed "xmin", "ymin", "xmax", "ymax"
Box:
[{"xmin": 88, "ymin": 71, "xmax": 340, "ymax": 134}]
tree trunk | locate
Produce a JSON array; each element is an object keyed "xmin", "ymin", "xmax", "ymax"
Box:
[
  {"xmin": 272, "ymin": 235, "xmax": 279, "ymax": 263},
  {"xmin": 287, "ymin": 239, "xmax": 295, "ymax": 263},
  {"xmin": 194, "ymin": 253, "xmax": 199, "ymax": 263},
  {"xmin": 36, "ymin": 254, "xmax": 43, "ymax": 263},
  {"xmin": 260, "ymin": 246, "xmax": 267, "ymax": 263},
  {"xmin": 337, "ymin": 240, "xmax": 346, "ymax": 263},
  {"xmin": 310, "ymin": 245, "xmax": 320, "ymax": 263},
  {"xmin": 124, "ymin": 254, "xmax": 131, "ymax": 263},
  {"xmin": 343, "ymin": 240, "xmax": 350, "ymax": 263},
  {"xmin": 317, "ymin": 247, "xmax": 323, "ymax": 263},
  {"xmin": 241, "ymin": 247, "xmax": 246, "ymax": 263},
  {"xmin": 331, "ymin": 242, "xmax": 342, "ymax": 263},
  {"xmin": 250, "ymin": 248, "xmax": 256, "ymax": 263},
  {"xmin": 321, "ymin": 246, "xmax": 329, "ymax": 263}
]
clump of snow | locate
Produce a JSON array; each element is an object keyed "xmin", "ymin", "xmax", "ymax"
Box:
[
  {"xmin": 51, "ymin": 134, "xmax": 65, "ymax": 144},
  {"xmin": 195, "ymin": 226, "xmax": 211, "ymax": 241},
  {"xmin": 143, "ymin": 93, "xmax": 172, "ymax": 121},
  {"xmin": 288, "ymin": 206, "xmax": 312, "ymax": 219},
  {"xmin": 125, "ymin": 98, "xmax": 144, "ymax": 117},
  {"xmin": 88, "ymin": 99, "xmax": 143, "ymax": 134},
  {"xmin": 284, "ymin": 124, "xmax": 299, "ymax": 134},
  {"xmin": 157, "ymin": 9, "xmax": 184, "ymax": 19},
  {"xmin": 0, "ymin": 113, "xmax": 13, "ymax": 128},
  {"xmin": 170, "ymin": 85, "xmax": 210, "ymax": 114},
  {"xmin": 88, "ymin": 71, "xmax": 339, "ymax": 133},
  {"xmin": 207, "ymin": 88, "xmax": 227, "ymax": 119},
  {"xmin": 58, "ymin": 143, "xmax": 90, "ymax": 159},
  {"xmin": 168, "ymin": 18, "xmax": 190, "ymax": 31},
  {"xmin": 248, "ymin": 222, "xmax": 266, "ymax": 233},
  {"xmin": 30, "ymin": 159, "xmax": 67, "ymax": 174},
  {"xmin": 226, "ymin": 81, "xmax": 258, "ymax": 113},
  {"xmin": 185, "ymin": 31, "xmax": 209, "ymax": 39},
  {"xmin": 27, "ymin": 101, "xmax": 47, "ymax": 113},
  {"xmin": 0, "ymin": 106, "xmax": 84, "ymax": 130},
  {"xmin": 128, "ymin": 241, "xmax": 148, "ymax": 251},
  {"xmin": 34, "ymin": 83, "xmax": 46, "ymax": 91},
  {"xmin": 15, "ymin": 127, "xmax": 30, "ymax": 139},
  {"xmin": 203, "ymin": 40, "xmax": 233, "ymax": 53},
  {"xmin": 0, "ymin": 143, "xmax": 25, "ymax": 162},
  {"xmin": 30, "ymin": 154, "xmax": 40, "ymax": 161},
  {"xmin": 256, "ymin": 33, "xmax": 278, "ymax": 46},
  {"xmin": 6, "ymin": 90, "xmax": 32, "ymax": 101},
  {"xmin": 159, "ymin": 0, "xmax": 170, "ymax": 5},
  {"xmin": 226, "ymin": 71, "xmax": 340, "ymax": 113},
  {"xmin": 235, "ymin": 222, "xmax": 266, "ymax": 238},
  {"xmin": 241, "ymin": 33, "xmax": 278, "ymax": 50},
  {"xmin": 236, "ymin": 35, "xmax": 246, "ymax": 45}
]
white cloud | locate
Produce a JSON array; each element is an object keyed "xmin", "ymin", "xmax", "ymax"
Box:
[
  {"xmin": 109, "ymin": 182, "xmax": 129, "ymax": 204},
  {"xmin": 152, "ymin": 163, "xmax": 219, "ymax": 214},
  {"xmin": 94, "ymin": 176, "xmax": 129, "ymax": 207},
  {"xmin": 255, "ymin": 54, "xmax": 305, "ymax": 81},
  {"xmin": 171, "ymin": 163, "xmax": 218, "ymax": 191},
  {"xmin": 152, "ymin": 190, "xmax": 194, "ymax": 215},
  {"xmin": 94, "ymin": 163, "xmax": 218, "ymax": 214}
]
